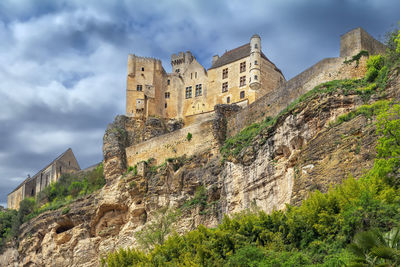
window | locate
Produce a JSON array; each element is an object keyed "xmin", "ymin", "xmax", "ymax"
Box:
[
  {"xmin": 254, "ymin": 60, "xmax": 258, "ymax": 65},
  {"xmin": 222, "ymin": 82, "xmax": 228, "ymax": 93},
  {"xmin": 176, "ymin": 69, "xmax": 180, "ymax": 73},
  {"xmin": 222, "ymin": 68, "xmax": 228, "ymax": 79},
  {"xmin": 185, "ymin": 86, "xmax": 192, "ymax": 99},
  {"xmin": 191, "ymin": 73, "xmax": 193, "ymax": 79},
  {"xmin": 240, "ymin": 91, "xmax": 245, "ymax": 99},
  {"xmin": 137, "ymin": 85, "xmax": 143, "ymax": 91},
  {"xmin": 141, "ymin": 67, "xmax": 144, "ymax": 71},
  {"xmin": 59, "ymin": 166, "xmax": 62, "ymax": 174},
  {"xmin": 195, "ymin": 72, "xmax": 197, "ymax": 79},
  {"xmin": 227, "ymin": 97, "xmax": 230, "ymax": 103},
  {"xmin": 240, "ymin": 76, "xmax": 246, "ymax": 87},
  {"xmin": 195, "ymin": 84, "xmax": 202, "ymax": 96},
  {"xmin": 167, "ymin": 79, "xmax": 170, "ymax": 85},
  {"xmin": 165, "ymin": 103, "xmax": 167, "ymax": 108},
  {"xmin": 165, "ymin": 92, "xmax": 170, "ymax": 99},
  {"xmin": 254, "ymin": 75, "xmax": 258, "ymax": 80},
  {"xmin": 254, "ymin": 44, "xmax": 258, "ymax": 49},
  {"xmin": 240, "ymin": 62, "xmax": 246, "ymax": 73}
]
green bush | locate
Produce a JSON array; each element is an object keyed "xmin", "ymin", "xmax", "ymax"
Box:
[{"xmin": 186, "ymin": 132, "xmax": 192, "ymax": 141}]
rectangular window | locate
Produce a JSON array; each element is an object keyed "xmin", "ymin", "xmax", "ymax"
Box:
[
  {"xmin": 254, "ymin": 60, "xmax": 258, "ymax": 65},
  {"xmin": 165, "ymin": 103, "xmax": 167, "ymax": 108},
  {"xmin": 222, "ymin": 68, "xmax": 228, "ymax": 79},
  {"xmin": 195, "ymin": 84, "xmax": 202, "ymax": 96},
  {"xmin": 240, "ymin": 91, "xmax": 245, "ymax": 99},
  {"xmin": 137, "ymin": 85, "xmax": 143, "ymax": 91},
  {"xmin": 165, "ymin": 92, "xmax": 170, "ymax": 99},
  {"xmin": 240, "ymin": 62, "xmax": 246, "ymax": 73},
  {"xmin": 191, "ymin": 73, "xmax": 193, "ymax": 79},
  {"xmin": 254, "ymin": 75, "xmax": 258, "ymax": 80},
  {"xmin": 227, "ymin": 96, "xmax": 230, "ymax": 103},
  {"xmin": 185, "ymin": 86, "xmax": 192, "ymax": 99},
  {"xmin": 195, "ymin": 72, "xmax": 197, "ymax": 78},
  {"xmin": 240, "ymin": 76, "xmax": 246, "ymax": 87},
  {"xmin": 167, "ymin": 79, "xmax": 170, "ymax": 85},
  {"xmin": 222, "ymin": 82, "xmax": 228, "ymax": 93}
]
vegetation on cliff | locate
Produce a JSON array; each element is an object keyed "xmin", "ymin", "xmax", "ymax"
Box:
[
  {"xmin": 102, "ymin": 29, "xmax": 400, "ymax": 266},
  {"xmin": 0, "ymin": 163, "xmax": 105, "ymax": 250}
]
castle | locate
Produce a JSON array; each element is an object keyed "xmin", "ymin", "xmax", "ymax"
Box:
[
  {"xmin": 119, "ymin": 28, "xmax": 386, "ymax": 169},
  {"xmin": 126, "ymin": 34, "xmax": 285, "ymax": 124}
]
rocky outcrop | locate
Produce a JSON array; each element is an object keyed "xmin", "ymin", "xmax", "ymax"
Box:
[{"xmin": 103, "ymin": 116, "xmax": 183, "ymax": 180}]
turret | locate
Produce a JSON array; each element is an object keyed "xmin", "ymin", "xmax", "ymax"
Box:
[{"xmin": 249, "ymin": 34, "xmax": 261, "ymax": 90}]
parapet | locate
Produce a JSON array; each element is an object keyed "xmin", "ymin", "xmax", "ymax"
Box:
[{"xmin": 340, "ymin": 27, "xmax": 386, "ymax": 58}]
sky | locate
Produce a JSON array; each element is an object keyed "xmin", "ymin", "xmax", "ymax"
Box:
[{"xmin": 0, "ymin": 0, "xmax": 399, "ymax": 208}]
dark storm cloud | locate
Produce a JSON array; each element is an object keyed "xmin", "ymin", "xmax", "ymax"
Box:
[{"xmin": 1, "ymin": 0, "xmax": 400, "ymax": 207}]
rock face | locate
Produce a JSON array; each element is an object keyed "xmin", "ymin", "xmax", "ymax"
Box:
[
  {"xmin": 3, "ymin": 74, "xmax": 399, "ymax": 266},
  {"xmin": 103, "ymin": 116, "xmax": 183, "ymax": 180}
]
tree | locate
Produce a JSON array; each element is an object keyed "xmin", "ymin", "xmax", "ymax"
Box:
[
  {"xmin": 134, "ymin": 207, "xmax": 181, "ymax": 250},
  {"xmin": 348, "ymin": 228, "xmax": 400, "ymax": 267}
]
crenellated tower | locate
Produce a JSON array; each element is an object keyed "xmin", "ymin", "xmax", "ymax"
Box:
[{"xmin": 249, "ymin": 34, "xmax": 261, "ymax": 90}]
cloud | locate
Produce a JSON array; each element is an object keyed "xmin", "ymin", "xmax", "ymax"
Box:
[{"xmin": 1, "ymin": 0, "xmax": 400, "ymax": 207}]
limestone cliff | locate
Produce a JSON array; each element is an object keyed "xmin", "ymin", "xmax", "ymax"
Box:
[{"xmin": 2, "ymin": 69, "xmax": 398, "ymax": 266}]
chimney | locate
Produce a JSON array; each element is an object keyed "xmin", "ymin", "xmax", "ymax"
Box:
[{"xmin": 212, "ymin": 55, "xmax": 219, "ymax": 65}]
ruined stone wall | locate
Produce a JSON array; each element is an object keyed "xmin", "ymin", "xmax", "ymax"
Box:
[{"xmin": 126, "ymin": 119, "xmax": 218, "ymax": 167}]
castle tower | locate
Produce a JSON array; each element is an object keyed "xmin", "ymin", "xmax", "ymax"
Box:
[
  {"xmin": 249, "ymin": 34, "xmax": 261, "ymax": 90},
  {"xmin": 171, "ymin": 51, "xmax": 194, "ymax": 74}
]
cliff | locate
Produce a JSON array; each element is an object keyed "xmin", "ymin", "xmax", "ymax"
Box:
[{"xmin": 2, "ymin": 60, "xmax": 399, "ymax": 266}]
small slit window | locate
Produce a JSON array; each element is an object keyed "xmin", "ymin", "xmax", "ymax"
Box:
[{"xmin": 227, "ymin": 97, "xmax": 230, "ymax": 104}]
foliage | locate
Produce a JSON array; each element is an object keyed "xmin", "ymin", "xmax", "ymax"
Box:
[
  {"xmin": 344, "ymin": 50, "xmax": 369, "ymax": 67},
  {"xmin": 348, "ymin": 228, "xmax": 400, "ymax": 266},
  {"xmin": 187, "ymin": 132, "xmax": 193, "ymax": 141},
  {"xmin": 0, "ymin": 163, "xmax": 106, "ymax": 250},
  {"xmin": 0, "ymin": 209, "xmax": 17, "ymax": 250},
  {"xmin": 134, "ymin": 207, "xmax": 181, "ymax": 251},
  {"xmin": 329, "ymin": 100, "xmax": 389, "ymax": 127}
]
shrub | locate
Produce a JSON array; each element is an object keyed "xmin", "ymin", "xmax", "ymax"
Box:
[{"xmin": 186, "ymin": 132, "xmax": 192, "ymax": 141}]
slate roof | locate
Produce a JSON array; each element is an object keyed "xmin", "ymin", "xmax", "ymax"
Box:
[{"xmin": 209, "ymin": 43, "xmax": 283, "ymax": 76}]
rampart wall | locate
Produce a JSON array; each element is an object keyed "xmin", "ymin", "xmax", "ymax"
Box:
[
  {"xmin": 226, "ymin": 56, "xmax": 368, "ymax": 137},
  {"xmin": 126, "ymin": 118, "xmax": 218, "ymax": 167}
]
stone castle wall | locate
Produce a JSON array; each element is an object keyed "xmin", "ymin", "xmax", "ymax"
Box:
[
  {"xmin": 226, "ymin": 27, "xmax": 384, "ymax": 137},
  {"xmin": 126, "ymin": 118, "xmax": 218, "ymax": 167},
  {"xmin": 226, "ymin": 56, "xmax": 368, "ymax": 136}
]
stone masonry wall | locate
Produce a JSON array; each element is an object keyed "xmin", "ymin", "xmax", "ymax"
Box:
[
  {"xmin": 126, "ymin": 119, "xmax": 218, "ymax": 167},
  {"xmin": 226, "ymin": 56, "xmax": 368, "ymax": 137}
]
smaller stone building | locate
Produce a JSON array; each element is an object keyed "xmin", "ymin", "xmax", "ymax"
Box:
[{"xmin": 7, "ymin": 148, "xmax": 80, "ymax": 210}]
